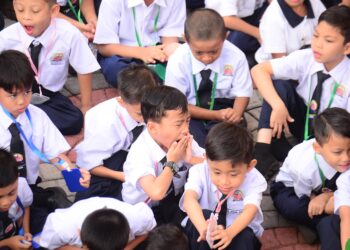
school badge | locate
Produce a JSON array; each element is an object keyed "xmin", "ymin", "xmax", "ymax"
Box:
[
  {"xmin": 232, "ymin": 190, "xmax": 244, "ymax": 201},
  {"xmin": 13, "ymin": 153, "xmax": 23, "ymax": 162},
  {"xmin": 50, "ymin": 52, "xmax": 64, "ymax": 65},
  {"xmin": 310, "ymin": 100, "xmax": 318, "ymax": 111},
  {"xmin": 223, "ymin": 65, "xmax": 233, "ymax": 76},
  {"xmin": 335, "ymin": 84, "xmax": 346, "ymax": 97}
]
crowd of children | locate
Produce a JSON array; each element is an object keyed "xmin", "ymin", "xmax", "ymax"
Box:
[{"xmin": 0, "ymin": 0, "xmax": 350, "ymax": 249}]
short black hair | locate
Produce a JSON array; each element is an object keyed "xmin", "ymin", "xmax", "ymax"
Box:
[
  {"xmin": 185, "ymin": 8, "xmax": 226, "ymax": 42},
  {"xmin": 318, "ymin": 5, "xmax": 350, "ymax": 44},
  {"xmin": 81, "ymin": 208, "xmax": 130, "ymax": 250},
  {"xmin": 0, "ymin": 148, "xmax": 19, "ymax": 188},
  {"xmin": 141, "ymin": 86, "xmax": 188, "ymax": 123},
  {"xmin": 145, "ymin": 224, "xmax": 189, "ymax": 250},
  {"xmin": 118, "ymin": 65, "xmax": 158, "ymax": 104},
  {"xmin": 0, "ymin": 50, "xmax": 36, "ymax": 93},
  {"xmin": 205, "ymin": 123, "xmax": 254, "ymax": 165},
  {"xmin": 313, "ymin": 107, "xmax": 350, "ymax": 146}
]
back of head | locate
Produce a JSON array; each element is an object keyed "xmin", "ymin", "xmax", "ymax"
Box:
[
  {"xmin": 205, "ymin": 123, "xmax": 254, "ymax": 165},
  {"xmin": 0, "ymin": 50, "xmax": 36, "ymax": 93},
  {"xmin": 318, "ymin": 5, "xmax": 350, "ymax": 44},
  {"xmin": 184, "ymin": 8, "xmax": 226, "ymax": 42},
  {"xmin": 146, "ymin": 224, "xmax": 189, "ymax": 250},
  {"xmin": 117, "ymin": 64, "xmax": 159, "ymax": 104},
  {"xmin": 141, "ymin": 86, "xmax": 188, "ymax": 123},
  {"xmin": 0, "ymin": 148, "xmax": 19, "ymax": 188},
  {"xmin": 81, "ymin": 208, "xmax": 130, "ymax": 250},
  {"xmin": 313, "ymin": 107, "xmax": 350, "ymax": 146}
]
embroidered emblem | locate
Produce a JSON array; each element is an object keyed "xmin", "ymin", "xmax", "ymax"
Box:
[
  {"xmin": 232, "ymin": 190, "xmax": 244, "ymax": 201},
  {"xmin": 5, "ymin": 223, "xmax": 14, "ymax": 234},
  {"xmin": 13, "ymin": 153, "xmax": 23, "ymax": 162},
  {"xmin": 310, "ymin": 100, "xmax": 318, "ymax": 111},
  {"xmin": 50, "ymin": 53, "xmax": 64, "ymax": 65},
  {"xmin": 335, "ymin": 84, "xmax": 346, "ymax": 97},
  {"xmin": 223, "ymin": 65, "xmax": 233, "ymax": 76}
]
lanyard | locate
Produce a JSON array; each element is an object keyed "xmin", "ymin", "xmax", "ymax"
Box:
[
  {"xmin": 314, "ymin": 153, "xmax": 326, "ymax": 189},
  {"xmin": 132, "ymin": 5, "xmax": 160, "ymax": 47},
  {"xmin": 215, "ymin": 189, "xmax": 235, "ymax": 214},
  {"xmin": 192, "ymin": 72, "xmax": 218, "ymax": 110},
  {"xmin": 67, "ymin": 0, "xmax": 83, "ymax": 23}
]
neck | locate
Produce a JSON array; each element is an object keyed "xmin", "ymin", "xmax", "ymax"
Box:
[
  {"xmin": 323, "ymin": 56, "xmax": 344, "ymax": 72},
  {"xmin": 144, "ymin": 0, "xmax": 154, "ymax": 6},
  {"xmin": 291, "ymin": 4, "xmax": 307, "ymax": 17}
]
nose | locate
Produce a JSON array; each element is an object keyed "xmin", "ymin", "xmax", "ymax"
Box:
[
  {"xmin": 182, "ymin": 122, "xmax": 189, "ymax": 135},
  {"xmin": 201, "ymin": 54, "xmax": 212, "ymax": 65},
  {"xmin": 220, "ymin": 175, "xmax": 229, "ymax": 186},
  {"xmin": 16, "ymin": 94, "xmax": 25, "ymax": 105}
]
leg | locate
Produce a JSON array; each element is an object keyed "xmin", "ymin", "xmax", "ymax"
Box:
[
  {"xmin": 317, "ymin": 215, "xmax": 341, "ymax": 250},
  {"xmin": 226, "ymin": 227, "xmax": 261, "ymax": 250}
]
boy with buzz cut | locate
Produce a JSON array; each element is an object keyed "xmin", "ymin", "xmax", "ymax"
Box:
[
  {"xmin": 271, "ymin": 107, "xmax": 350, "ymax": 250},
  {"xmin": 75, "ymin": 65, "xmax": 158, "ymax": 201},
  {"xmin": 252, "ymin": 5, "xmax": 350, "ymax": 177},
  {"xmin": 122, "ymin": 86, "xmax": 205, "ymax": 224},
  {"xmin": 182, "ymin": 123, "xmax": 266, "ymax": 250},
  {"xmin": 165, "ymin": 8, "xmax": 252, "ymax": 147},
  {"xmin": 0, "ymin": 0, "xmax": 101, "ymax": 135}
]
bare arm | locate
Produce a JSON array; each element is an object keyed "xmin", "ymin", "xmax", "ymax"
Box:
[
  {"xmin": 223, "ymin": 16, "xmax": 260, "ymax": 42},
  {"xmin": 139, "ymin": 169, "xmax": 174, "ymax": 201},
  {"xmin": 81, "ymin": 0, "xmax": 98, "ymax": 26},
  {"xmin": 23, "ymin": 207, "xmax": 31, "ymax": 236},
  {"xmin": 57, "ymin": 245, "xmax": 82, "ymax": 250},
  {"xmin": 188, "ymin": 104, "xmax": 220, "ymax": 121},
  {"xmin": 340, "ymin": 206, "xmax": 350, "ymax": 250},
  {"xmin": 271, "ymin": 53, "xmax": 287, "ymax": 59},
  {"xmin": 90, "ymin": 166, "xmax": 125, "ymax": 181},
  {"xmin": 124, "ymin": 235, "xmax": 148, "ymax": 250},
  {"xmin": 77, "ymin": 73, "xmax": 93, "ymax": 115},
  {"xmin": 233, "ymin": 96, "xmax": 249, "ymax": 119}
]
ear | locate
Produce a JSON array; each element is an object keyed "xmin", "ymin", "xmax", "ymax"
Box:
[
  {"xmin": 313, "ymin": 141, "xmax": 322, "ymax": 154},
  {"xmin": 247, "ymin": 159, "xmax": 257, "ymax": 172},
  {"xmin": 147, "ymin": 121, "xmax": 158, "ymax": 136},
  {"xmin": 117, "ymin": 97, "xmax": 126, "ymax": 108},
  {"xmin": 344, "ymin": 41, "xmax": 350, "ymax": 56},
  {"xmin": 50, "ymin": 3, "xmax": 60, "ymax": 16}
]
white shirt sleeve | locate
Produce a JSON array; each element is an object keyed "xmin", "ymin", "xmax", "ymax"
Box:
[
  {"xmin": 334, "ymin": 171, "xmax": 350, "ymax": 214},
  {"xmin": 184, "ymin": 164, "xmax": 205, "ymax": 199},
  {"xmin": 158, "ymin": 1, "xmax": 186, "ymax": 37},
  {"xmin": 230, "ymin": 53, "xmax": 253, "ymax": 97},
  {"xmin": 243, "ymin": 170, "xmax": 267, "ymax": 207},
  {"xmin": 17, "ymin": 178, "xmax": 33, "ymax": 208}
]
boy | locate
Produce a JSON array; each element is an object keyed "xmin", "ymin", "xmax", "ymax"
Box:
[
  {"xmin": 0, "ymin": 149, "xmax": 33, "ymax": 249},
  {"xmin": 122, "ymin": 86, "xmax": 205, "ymax": 224},
  {"xmin": 75, "ymin": 65, "xmax": 158, "ymax": 201},
  {"xmin": 165, "ymin": 8, "xmax": 252, "ymax": 147},
  {"xmin": 182, "ymin": 122, "xmax": 266, "ymax": 250},
  {"xmin": 270, "ymin": 107, "xmax": 350, "ymax": 250},
  {"xmin": 39, "ymin": 197, "xmax": 156, "ymax": 249},
  {"xmin": 252, "ymin": 5, "xmax": 350, "ymax": 176},
  {"xmin": 94, "ymin": 0, "xmax": 186, "ymax": 87},
  {"xmin": 0, "ymin": 0, "xmax": 101, "ymax": 135}
]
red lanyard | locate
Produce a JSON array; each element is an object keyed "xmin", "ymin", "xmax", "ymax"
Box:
[{"xmin": 215, "ymin": 189, "xmax": 235, "ymax": 214}]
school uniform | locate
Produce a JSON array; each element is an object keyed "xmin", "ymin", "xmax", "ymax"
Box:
[
  {"xmin": 179, "ymin": 162, "xmax": 266, "ymax": 250},
  {"xmin": 39, "ymin": 197, "xmax": 156, "ymax": 249},
  {"xmin": 255, "ymin": 0, "xmax": 325, "ymax": 63},
  {"xmin": 94, "ymin": 0, "xmax": 186, "ymax": 87},
  {"xmin": 0, "ymin": 18, "xmax": 101, "ymax": 135},
  {"xmin": 75, "ymin": 98, "xmax": 144, "ymax": 200},
  {"xmin": 165, "ymin": 41, "xmax": 252, "ymax": 147},
  {"xmin": 335, "ymin": 170, "xmax": 350, "ymax": 213}
]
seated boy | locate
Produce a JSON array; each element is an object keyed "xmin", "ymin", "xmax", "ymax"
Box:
[
  {"xmin": 182, "ymin": 122, "xmax": 266, "ymax": 250},
  {"xmin": 270, "ymin": 107, "xmax": 350, "ymax": 249},
  {"xmin": 122, "ymin": 86, "xmax": 205, "ymax": 224},
  {"xmin": 252, "ymin": 5, "xmax": 350, "ymax": 177},
  {"xmin": 165, "ymin": 8, "xmax": 252, "ymax": 147},
  {"xmin": 75, "ymin": 65, "xmax": 158, "ymax": 201},
  {"xmin": 39, "ymin": 197, "xmax": 156, "ymax": 249},
  {"xmin": 0, "ymin": 0, "xmax": 101, "ymax": 135}
]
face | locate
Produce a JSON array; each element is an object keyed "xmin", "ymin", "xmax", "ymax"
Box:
[
  {"xmin": 311, "ymin": 21, "xmax": 350, "ymax": 71},
  {"xmin": 148, "ymin": 109, "xmax": 190, "ymax": 151},
  {"xmin": 0, "ymin": 88, "xmax": 32, "ymax": 118},
  {"xmin": 0, "ymin": 180, "xmax": 18, "ymax": 212},
  {"xmin": 284, "ymin": 0, "xmax": 305, "ymax": 8},
  {"xmin": 188, "ymin": 38, "xmax": 224, "ymax": 66},
  {"xmin": 314, "ymin": 133, "xmax": 350, "ymax": 172},
  {"xmin": 208, "ymin": 159, "xmax": 255, "ymax": 195},
  {"xmin": 13, "ymin": 0, "xmax": 59, "ymax": 37},
  {"xmin": 118, "ymin": 98, "xmax": 143, "ymax": 123}
]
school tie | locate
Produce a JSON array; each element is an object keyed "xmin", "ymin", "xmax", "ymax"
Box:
[
  {"xmin": 8, "ymin": 123, "xmax": 27, "ymax": 178},
  {"xmin": 29, "ymin": 41, "xmax": 43, "ymax": 69},
  {"xmin": 197, "ymin": 69, "xmax": 213, "ymax": 109},
  {"xmin": 216, "ymin": 194, "xmax": 227, "ymax": 227},
  {"xmin": 323, "ymin": 172, "xmax": 341, "ymax": 192},
  {"xmin": 131, "ymin": 125, "xmax": 144, "ymax": 144}
]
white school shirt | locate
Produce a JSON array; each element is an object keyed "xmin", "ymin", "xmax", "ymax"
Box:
[
  {"xmin": 165, "ymin": 41, "xmax": 252, "ymax": 105},
  {"xmin": 0, "ymin": 105, "xmax": 70, "ymax": 184},
  {"xmin": 205, "ymin": 0, "xmax": 265, "ymax": 18},
  {"xmin": 276, "ymin": 139, "xmax": 337, "ymax": 198},
  {"xmin": 270, "ymin": 49, "xmax": 350, "ymax": 112},
  {"xmin": 334, "ymin": 170, "xmax": 350, "ymax": 214},
  {"xmin": 179, "ymin": 162, "xmax": 266, "ymax": 237},
  {"xmin": 94, "ymin": 0, "xmax": 186, "ymax": 47},
  {"xmin": 75, "ymin": 98, "xmax": 143, "ymax": 171},
  {"xmin": 255, "ymin": 0, "xmax": 325, "ymax": 63},
  {"xmin": 122, "ymin": 129, "xmax": 205, "ymax": 207},
  {"xmin": 39, "ymin": 197, "xmax": 156, "ymax": 249},
  {"xmin": 0, "ymin": 18, "xmax": 100, "ymax": 92},
  {"xmin": 8, "ymin": 178, "xmax": 33, "ymax": 222}
]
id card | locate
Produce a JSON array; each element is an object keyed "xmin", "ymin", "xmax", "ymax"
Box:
[
  {"xmin": 61, "ymin": 168, "xmax": 87, "ymax": 192},
  {"xmin": 31, "ymin": 93, "xmax": 50, "ymax": 105},
  {"xmin": 206, "ymin": 213, "xmax": 218, "ymax": 249}
]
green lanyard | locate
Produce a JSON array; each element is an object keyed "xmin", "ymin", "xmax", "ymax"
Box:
[
  {"xmin": 192, "ymin": 72, "xmax": 218, "ymax": 110},
  {"xmin": 314, "ymin": 153, "xmax": 326, "ymax": 189},
  {"xmin": 67, "ymin": 0, "xmax": 83, "ymax": 23},
  {"xmin": 132, "ymin": 5, "xmax": 160, "ymax": 47}
]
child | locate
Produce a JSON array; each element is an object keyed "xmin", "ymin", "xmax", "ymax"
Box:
[
  {"xmin": 75, "ymin": 65, "xmax": 158, "ymax": 201},
  {"xmin": 93, "ymin": 0, "xmax": 186, "ymax": 87},
  {"xmin": 165, "ymin": 8, "xmax": 252, "ymax": 147},
  {"xmin": 181, "ymin": 122, "xmax": 266, "ymax": 250},
  {"xmin": 122, "ymin": 86, "xmax": 205, "ymax": 224},
  {"xmin": 39, "ymin": 197, "xmax": 156, "ymax": 249},
  {"xmin": 0, "ymin": 0, "xmax": 101, "ymax": 135},
  {"xmin": 252, "ymin": 5, "xmax": 350, "ymax": 177},
  {"xmin": 0, "ymin": 149, "xmax": 33, "ymax": 249},
  {"xmin": 270, "ymin": 107, "xmax": 350, "ymax": 249}
]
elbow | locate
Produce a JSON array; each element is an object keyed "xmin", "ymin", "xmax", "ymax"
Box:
[
  {"xmin": 96, "ymin": 44, "xmax": 109, "ymax": 57},
  {"xmin": 147, "ymin": 188, "xmax": 167, "ymax": 201}
]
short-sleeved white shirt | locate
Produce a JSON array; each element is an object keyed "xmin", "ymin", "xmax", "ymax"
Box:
[
  {"xmin": 0, "ymin": 18, "xmax": 100, "ymax": 92},
  {"xmin": 205, "ymin": 0, "xmax": 265, "ymax": 18},
  {"xmin": 75, "ymin": 98, "xmax": 143, "ymax": 171},
  {"xmin": 122, "ymin": 129, "xmax": 205, "ymax": 206},
  {"xmin": 179, "ymin": 162, "xmax": 266, "ymax": 237},
  {"xmin": 255, "ymin": 0, "xmax": 325, "ymax": 62},
  {"xmin": 165, "ymin": 41, "xmax": 252, "ymax": 105},
  {"xmin": 270, "ymin": 49, "xmax": 350, "ymax": 112},
  {"xmin": 94, "ymin": 0, "xmax": 186, "ymax": 47},
  {"xmin": 0, "ymin": 105, "xmax": 70, "ymax": 184},
  {"xmin": 8, "ymin": 178, "xmax": 33, "ymax": 222},
  {"xmin": 39, "ymin": 197, "xmax": 156, "ymax": 249},
  {"xmin": 334, "ymin": 170, "xmax": 350, "ymax": 214},
  {"xmin": 276, "ymin": 139, "xmax": 337, "ymax": 198}
]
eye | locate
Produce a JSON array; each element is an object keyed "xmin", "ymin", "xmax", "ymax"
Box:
[
  {"xmin": 9, "ymin": 94, "xmax": 17, "ymax": 100},
  {"xmin": 196, "ymin": 52, "xmax": 203, "ymax": 56},
  {"xmin": 333, "ymin": 151, "xmax": 342, "ymax": 155},
  {"xmin": 24, "ymin": 90, "xmax": 32, "ymax": 96},
  {"xmin": 325, "ymin": 39, "xmax": 334, "ymax": 43},
  {"xmin": 312, "ymin": 33, "xmax": 319, "ymax": 38}
]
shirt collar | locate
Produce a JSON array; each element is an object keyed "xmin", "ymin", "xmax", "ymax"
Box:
[
  {"xmin": 115, "ymin": 97, "xmax": 143, "ymax": 133},
  {"xmin": 143, "ymin": 129, "xmax": 167, "ymax": 163},
  {"xmin": 128, "ymin": 0, "xmax": 166, "ymax": 8},
  {"xmin": 277, "ymin": 0, "xmax": 315, "ymax": 28},
  {"xmin": 314, "ymin": 152, "xmax": 337, "ymax": 180},
  {"xmin": 0, "ymin": 105, "xmax": 28, "ymax": 131}
]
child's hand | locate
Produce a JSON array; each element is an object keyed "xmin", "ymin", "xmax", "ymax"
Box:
[
  {"xmin": 79, "ymin": 168, "xmax": 91, "ymax": 188},
  {"xmin": 7, "ymin": 235, "xmax": 32, "ymax": 250},
  {"xmin": 308, "ymin": 193, "xmax": 329, "ymax": 218},
  {"xmin": 270, "ymin": 104, "xmax": 294, "ymax": 138},
  {"xmin": 223, "ymin": 108, "xmax": 242, "ymax": 124},
  {"xmin": 211, "ymin": 225, "xmax": 234, "ymax": 250},
  {"xmin": 215, "ymin": 108, "xmax": 232, "ymax": 122},
  {"xmin": 184, "ymin": 135, "xmax": 193, "ymax": 164},
  {"xmin": 24, "ymin": 232, "xmax": 32, "ymax": 242},
  {"xmin": 197, "ymin": 225, "xmax": 208, "ymax": 242},
  {"xmin": 77, "ymin": 22, "xmax": 95, "ymax": 41},
  {"xmin": 140, "ymin": 45, "xmax": 166, "ymax": 64},
  {"xmin": 167, "ymin": 135, "xmax": 190, "ymax": 163}
]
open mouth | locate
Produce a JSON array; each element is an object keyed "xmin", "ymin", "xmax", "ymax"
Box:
[{"xmin": 24, "ymin": 25, "xmax": 34, "ymax": 35}]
